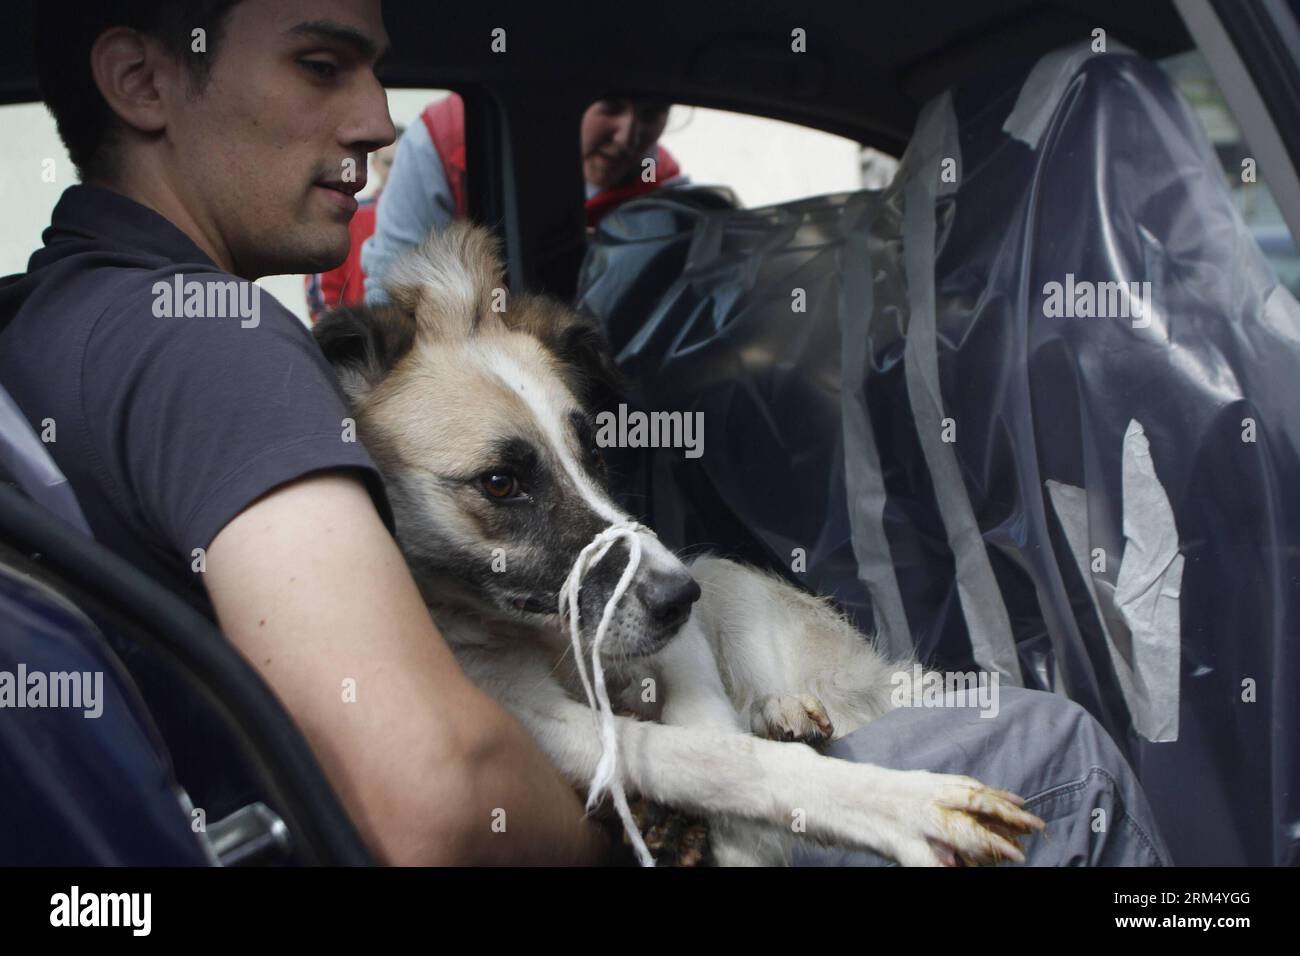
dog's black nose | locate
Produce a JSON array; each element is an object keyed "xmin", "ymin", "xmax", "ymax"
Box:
[{"xmin": 643, "ymin": 572, "xmax": 702, "ymax": 628}]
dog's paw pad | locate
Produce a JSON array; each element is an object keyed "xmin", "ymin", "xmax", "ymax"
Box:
[{"xmin": 752, "ymin": 694, "xmax": 835, "ymax": 745}]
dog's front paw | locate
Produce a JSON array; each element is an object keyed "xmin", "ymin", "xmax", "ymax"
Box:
[
  {"xmin": 752, "ymin": 694, "xmax": 835, "ymax": 746},
  {"xmin": 873, "ymin": 772, "xmax": 1046, "ymax": 867}
]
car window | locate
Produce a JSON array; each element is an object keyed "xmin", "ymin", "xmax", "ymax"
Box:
[
  {"xmin": 579, "ymin": 98, "xmax": 897, "ymax": 215},
  {"xmin": 656, "ymin": 104, "xmax": 897, "ymax": 205},
  {"xmin": 1161, "ymin": 50, "xmax": 1300, "ymax": 295},
  {"xmin": 0, "ymin": 102, "xmax": 68, "ymax": 292},
  {"xmin": 578, "ymin": 61, "xmax": 1300, "ymax": 299}
]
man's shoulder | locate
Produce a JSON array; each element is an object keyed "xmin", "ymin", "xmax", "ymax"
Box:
[
  {"xmin": 133, "ymin": 269, "xmax": 283, "ymax": 328},
  {"xmin": 67, "ymin": 261, "xmax": 346, "ymax": 458},
  {"xmin": 73, "ymin": 262, "xmax": 391, "ymax": 551},
  {"xmin": 85, "ymin": 264, "xmax": 314, "ymax": 358},
  {"xmin": 10, "ymin": 241, "xmax": 300, "ymax": 343}
]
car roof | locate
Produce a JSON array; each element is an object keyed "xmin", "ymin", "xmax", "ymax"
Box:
[{"xmin": 1, "ymin": 0, "xmax": 1192, "ymax": 153}]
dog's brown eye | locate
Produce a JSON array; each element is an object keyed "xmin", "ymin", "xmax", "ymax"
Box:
[{"xmin": 481, "ymin": 472, "xmax": 518, "ymax": 499}]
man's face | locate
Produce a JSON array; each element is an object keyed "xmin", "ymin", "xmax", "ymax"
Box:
[
  {"xmin": 580, "ymin": 98, "xmax": 671, "ymax": 191},
  {"xmin": 163, "ymin": 0, "xmax": 394, "ymax": 278}
]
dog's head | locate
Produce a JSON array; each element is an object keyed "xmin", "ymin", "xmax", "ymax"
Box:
[{"xmin": 313, "ymin": 223, "xmax": 699, "ymax": 659}]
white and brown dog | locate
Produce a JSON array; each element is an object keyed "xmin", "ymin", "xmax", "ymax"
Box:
[{"xmin": 313, "ymin": 223, "xmax": 1043, "ymax": 866}]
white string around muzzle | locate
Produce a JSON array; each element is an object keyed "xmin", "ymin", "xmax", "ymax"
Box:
[{"xmin": 558, "ymin": 519, "xmax": 658, "ymax": 867}]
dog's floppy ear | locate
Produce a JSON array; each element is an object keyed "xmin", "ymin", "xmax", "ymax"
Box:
[
  {"xmin": 502, "ymin": 295, "xmax": 629, "ymax": 412},
  {"xmin": 313, "ymin": 303, "xmax": 417, "ymax": 405},
  {"xmin": 382, "ymin": 222, "xmax": 507, "ymax": 340},
  {"xmin": 554, "ymin": 310, "xmax": 630, "ymax": 413}
]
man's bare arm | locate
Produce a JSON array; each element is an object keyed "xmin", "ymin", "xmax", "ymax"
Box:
[{"xmin": 203, "ymin": 471, "xmax": 611, "ymax": 865}]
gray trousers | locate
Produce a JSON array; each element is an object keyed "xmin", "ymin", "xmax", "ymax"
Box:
[{"xmin": 792, "ymin": 686, "xmax": 1171, "ymax": 866}]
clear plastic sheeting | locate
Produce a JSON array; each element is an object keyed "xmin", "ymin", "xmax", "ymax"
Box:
[
  {"xmin": 580, "ymin": 191, "xmax": 887, "ymax": 643},
  {"xmin": 576, "ymin": 45, "xmax": 1299, "ymax": 865}
]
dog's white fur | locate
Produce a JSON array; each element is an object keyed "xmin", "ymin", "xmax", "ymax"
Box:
[{"xmin": 317, "ymin": 224, "xmax": 1043, "ymax": 866}]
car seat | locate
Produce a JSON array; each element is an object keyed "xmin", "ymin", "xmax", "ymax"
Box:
[
  {"xmin": 576, "ymin": 42, "xmax": 1300, "ymax": 866},
  {"xmin": 0, "ymin": 379, "xmax": 373, "ymax": 864}
]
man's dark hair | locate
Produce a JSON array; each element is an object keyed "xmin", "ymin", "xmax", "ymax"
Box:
[{"xmin": 36, "ymin": 1, "xmax": 246, "ymax": 182}]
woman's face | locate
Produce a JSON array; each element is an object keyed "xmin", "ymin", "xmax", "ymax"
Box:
[{"xmin": 580, "ymin": 98, "xmax": 671, "ymax": 190}]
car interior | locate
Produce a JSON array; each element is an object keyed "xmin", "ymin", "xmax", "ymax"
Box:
[{"xmin": 1, "ymin": 0, "xmax": 1297, "ymax": 866}]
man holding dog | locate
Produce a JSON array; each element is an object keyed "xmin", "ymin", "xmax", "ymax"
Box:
[
  {"xmin": 0, "ymin": 0, "xmax": 1171, "ymax": 870},
  {"xmin": 0, "ymin": 0, "xmax": 613, "ymax": 865}
]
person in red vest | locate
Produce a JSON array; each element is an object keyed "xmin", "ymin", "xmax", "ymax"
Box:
[
  {"xmin": 361, "ymin": 94, "xmax": 684, "ymax": 305},
  {"xmin": 304, "ymin": 127, "xmax": 402, "ymax": 323}
]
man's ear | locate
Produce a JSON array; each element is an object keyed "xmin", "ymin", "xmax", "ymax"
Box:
[
  {"xmin": 313, "ymin": 304, "xmax": 418, "ymax": 405},
  {"xmin": 89, "ymin": 27, "xmax": 178, "ymax": 140}
]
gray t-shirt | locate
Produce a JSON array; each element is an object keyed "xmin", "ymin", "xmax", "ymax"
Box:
[{"xmin": 0, "ymin": 184, "xmax": 393, "ymax": 621}]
